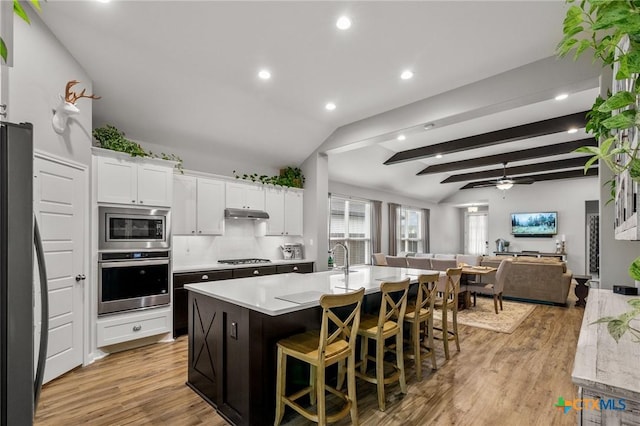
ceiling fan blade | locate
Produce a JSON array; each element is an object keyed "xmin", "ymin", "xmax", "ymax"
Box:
[{"xmin": 513, "ymin": 177, "xmax": 535, "ymax": 184}]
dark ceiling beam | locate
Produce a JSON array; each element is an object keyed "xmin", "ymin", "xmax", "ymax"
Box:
[
  {"xmin": 440, "ymin": 156, "xmax": 596, "ymax": 183},
  {"xmin": 459, "ymin": 167, "xmax": 598, "ymax": 189},
  {"xmin": 384, "ymin": 111, "xmax": 588, "ymax": 165},
  {"xmin": 417, "ymin": 138, "xmax": 596, "ymax": 175}
]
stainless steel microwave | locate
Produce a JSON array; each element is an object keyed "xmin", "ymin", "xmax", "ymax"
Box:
[{"xmin": 99, "ymin": 206, "xmax": 170, "ymax": 251}]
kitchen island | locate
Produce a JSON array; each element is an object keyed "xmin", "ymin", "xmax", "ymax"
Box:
[{"xmin": 185, "ymin": 265, "xmax": 438, "ymax": 425}]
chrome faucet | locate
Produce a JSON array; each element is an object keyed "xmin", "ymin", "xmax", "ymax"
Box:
[{"xmin": 332, "ymin": 242, "xmax": 349, "ymax": 276}]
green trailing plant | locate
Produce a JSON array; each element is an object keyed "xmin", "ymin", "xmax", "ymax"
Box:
[
  {"xmin": 557, "ymin": 0, "xmax": 640, "ymax": 342},
  {"xmin": 93, "ymin": 124, "xmax": 183, "ymax": 173},
  {"xmin": 232, "ymin": 166, "xmax": 304, "ymax": 189},
  {"xmin": 3, "ymin": 0, "xmax": 42, "ymax": 63}
]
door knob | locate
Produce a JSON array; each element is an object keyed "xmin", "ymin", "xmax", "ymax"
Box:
[{"xmin": 75, "ymin": 274, "xmax": 86, "ymax": 282}]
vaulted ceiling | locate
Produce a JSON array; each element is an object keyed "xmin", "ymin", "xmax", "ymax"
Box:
[{"xmin": 37, "ymin": 1, "xmax": 602, "ymax": 203}]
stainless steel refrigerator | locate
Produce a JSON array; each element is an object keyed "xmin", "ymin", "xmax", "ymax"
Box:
[{"xmin": 0, "ymin": 122, "xmax": 48, "ymax": 424}]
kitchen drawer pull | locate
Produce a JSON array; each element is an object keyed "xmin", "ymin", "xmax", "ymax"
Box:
[
  {"xmin": 253, "ymin": 270, "xmax": 259, "ymax": 275},
  {"xmin": 202, "ymin": 275, "xmax": 209, "ymax": 280},
  {"xmin": 132, "ymin": 325, "xmax": 142, "ymax": 332},
  {"xmin": 293, "ymin": 266, "xmax": 298, "ymax": 271}
]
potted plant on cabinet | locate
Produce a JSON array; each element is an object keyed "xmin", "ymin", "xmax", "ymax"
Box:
[
  {"xmin": 557, "ymin": 0, "xmax": 640, "ymax": 341},
  {"xmin": 93, "ymin": 124, "xmax": 183, "ymax": 172}
]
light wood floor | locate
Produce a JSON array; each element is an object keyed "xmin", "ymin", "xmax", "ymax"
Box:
[{"xmin": 35, "ymin": 295, "xmax": 584, "ymax": 426}]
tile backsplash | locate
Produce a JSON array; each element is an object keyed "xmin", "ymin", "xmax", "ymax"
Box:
[{"xmin": 172, "ymin": 221, "xmax": 303, "ymax": 267}]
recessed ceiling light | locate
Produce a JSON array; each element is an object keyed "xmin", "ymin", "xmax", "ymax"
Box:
[
  {"xmin": 555, "ymin": 93, "xmax": 569, "ymax": 101},
  {"xmin": 258, "ymin": 69, "xmax": 271, "ymax": 80},
  {"xmin": 424, "ymin": 123, "xmax": 435, "ymax": 130},
  {"xmin": 336, "ymin": 16, "xmax": 351, "ymax": 30},
  {"xmin": 397, "ymin": 134, "xmax": 406, "ymax": 141},
  {"xmin": 325, "ymin": 102, "xmax": 337, "ymax": 111},
  {"xmin": 400, "ymin": 70, "xmax": 414, "ymax": 80},
  {"xmin": 435, "ymin": 154, "xmax": 443, "ymax": 159},
  {"xmin": 567, "ymin": 128, "xmax": 578, "ymax": 134}
]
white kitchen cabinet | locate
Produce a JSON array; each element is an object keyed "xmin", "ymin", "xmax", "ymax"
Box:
[
  {"xmin": 225, "ymin": 182, "xmax": 265, "ymax": 210},
  {"xmin": 95, "ymin": 149, "xmax": 174, "ymax": 207},
  {"xmin": 96, "ymin": 306, "xmax": 171, "ymax": 347},
  {"xmin": 264, "ymin": 187, "xmax": 303, "ymax": 236},
  {"xmin": 173, "ymin": 175, "xmax": 225, "ymax": 235},
  {"xmin": 285, "ymin": 190, "xmax": 303, "ymax": 236}
]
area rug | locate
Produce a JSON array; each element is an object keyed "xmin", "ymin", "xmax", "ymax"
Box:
[{"xmin": 433, "ymin": 297, "xmax": 536, "ymax": 334}]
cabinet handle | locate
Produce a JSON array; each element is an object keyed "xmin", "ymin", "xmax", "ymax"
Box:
[
  {"xmin": 198, "ymin": 230, "xmax": 202, "ymax": 233},
  {"xmin": 293, "ymin": 267, "xmax": 298, "ymax": 271},
  {"xmin": 139, "ymin": 200, "xmax": 144, "ymax": 204},
  {"xmin": 202, "ymin": 275, "xmax": 209, "ymax": 280},
  {"xmin": 132, "ymin": 200, "xmax": 136, "ymax": 203},
  {"xmin": 192, "ymin": 230, "xmax": 195, "ymax": 234},
  {"xmin": 285, "ymin": 232, "xmax": 288, "ymax": 235},
  {"xmin": 253, "ymin": 270, "xmax": 259, "ymax": 275},
  {"xmin": 132, "ymin": 325, "xmax": 142, "ymax": 332}
]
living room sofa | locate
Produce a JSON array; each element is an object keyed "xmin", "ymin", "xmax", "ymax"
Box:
[
  {"xmin": 376, "ymin": 252, "xmax": 573, "ymax": 305},
  {"xmin": 479, "ymin": 256, "xmax": 572, "ymax": 305}
]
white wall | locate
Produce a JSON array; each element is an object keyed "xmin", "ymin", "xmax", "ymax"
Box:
[
  {"xmin": 329, "ymin": 180, "xmax": 461, "ymax": 255},
  {"xmin": 444, "ymin": 177, "xmax": 599, "ymax": 274},
  {"xmin": 302, "ymin": 152, "xmax": 329, "ymax": 270},
  {"xmin": 172, "ymin": 221, "xmax": 303, "ymax": 268},
  {"xmin": 11, "ymin": 12, "xmax": 93, "ymax": 165},
  {"xmin": 120, "ymin": 138, "xmax": 281, "ymax": 180}
]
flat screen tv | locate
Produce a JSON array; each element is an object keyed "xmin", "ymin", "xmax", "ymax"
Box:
[{"xmin": 511, "ymin": 212, "xmax": 557, "ymax": 237}]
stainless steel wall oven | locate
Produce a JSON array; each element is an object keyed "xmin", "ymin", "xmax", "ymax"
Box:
[{"xmin": 98, "ymin": 250, "xmax": 170, "ymax": 316}]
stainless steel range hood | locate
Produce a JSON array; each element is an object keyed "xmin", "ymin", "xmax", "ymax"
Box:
[{"xmin": 224, "ymin": 208, "xmax": 270, "ymax": 220}]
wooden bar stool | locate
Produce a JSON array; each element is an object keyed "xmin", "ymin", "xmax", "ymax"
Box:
[
  {"xmin": 404, "ymin": 273, "xmax": 439, "ymax": 380},
  {"xmin": 433, "ymin": 268, "xmax": 463, "ymax": 360},
  {"xmin": 355, "ymin": 278, "xmax": 410, "ymax": 411},
  {"xmin": 274, "ymin": 287, "xmax": 365, "ymax": 426}
]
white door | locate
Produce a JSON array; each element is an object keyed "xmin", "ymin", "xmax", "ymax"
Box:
[{"xmin": 34, "ymin": 156, "xmax": 85, "ymax": 383}]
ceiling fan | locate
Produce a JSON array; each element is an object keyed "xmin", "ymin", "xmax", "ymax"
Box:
[{"xmin": 474, "ymin": 162, "xmax": 535, "ymax": 190}]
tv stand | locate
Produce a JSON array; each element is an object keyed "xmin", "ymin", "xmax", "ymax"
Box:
[{"xmin": 493, "ymin": 251, "xmax": 566, "ymax": 262}]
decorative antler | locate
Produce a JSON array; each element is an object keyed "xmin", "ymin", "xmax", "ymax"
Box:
[{"xmin": 64, "ymin": 80, "xmax": 101, "ymax": 104}]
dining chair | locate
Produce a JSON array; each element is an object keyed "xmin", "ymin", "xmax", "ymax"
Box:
[
  {"xmin": 274, "ymin": 287, "xmax": 365, "ymax": 426},
  {"xmin": 355, "ymin": 278, "xmax": 410, "ymax": 411},
  {"xmin": 430, "ymin": 258, "xmax": 458, "ymax": 271},
  {"xmin": 371, "ymin": 253, "xmax": 388, "ymax": 266},
  {"xmin": 403, "ymin": 273, "xmax": 439, "ymax": 380},
  {"xmin": 406, "ymin": 256, "xmax": 432, "ymax": 270},
  {"xmin": 469, "ymin": 258, "xmax": 513, "ymax": 314},
  {"xmin": 433, "ymin": 267, "xmax": 463, "ymax": 360},
  {"xmin": 385, "ymin": 256, "xmax": 408, "ymax": 267}
]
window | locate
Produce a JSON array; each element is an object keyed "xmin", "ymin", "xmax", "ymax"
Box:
[
  {"xmin": 465, "ymin": 212, "xmax": 488, "ymax": 255},
  {"xmin": 329, "ymin": 196, "xmax": 371, "ymax": 266},
  {"xmin": 398, "ymin": 206, "xmax": 423, "ymax": 253}
]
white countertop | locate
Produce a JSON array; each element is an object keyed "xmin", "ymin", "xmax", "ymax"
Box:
[
  {"xmin": 185, "ymin": 265, "xmax": 444, "ymax": 316},
  {"xmin": 173, "ymin": 258, "xmax": 312, "ymax": 273}
]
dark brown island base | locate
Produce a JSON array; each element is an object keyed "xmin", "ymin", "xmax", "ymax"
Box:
[{"xmin": 185, "ymin": 265, "xmax": 441, "ymax": 425}]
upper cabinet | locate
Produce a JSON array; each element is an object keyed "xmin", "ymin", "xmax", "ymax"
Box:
[
  {"xmin": 225, "ymin": 182, "xmax": 265, "ymax": 210},
  {"xmin": 173, "ymin": 175, "xmax": 225, "ymax": 235},
  {"xmin": 95, "ymin": 149, "xmax": 174, "ymax": 207},
  {"xmin": 264, "ymin": 187, "xmax": 303, "ymax": 236}
]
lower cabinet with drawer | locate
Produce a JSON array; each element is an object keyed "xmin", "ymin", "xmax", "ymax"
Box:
[
  {"xmin": 173, "ymin": 262, "xmax": 314, "ymax": 337},
  {"xmin": 173, "ymin": 269, "xmax": 233, "ymax": 337},
  {"xmin": 97, "ymin": 306, "xmax": 172, "ymax": 347}
]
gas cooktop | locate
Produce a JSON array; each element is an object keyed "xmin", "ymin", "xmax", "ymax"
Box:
[{"xmin": 218, "ymin": 258, "xmax": 272, "ymax": 265}]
